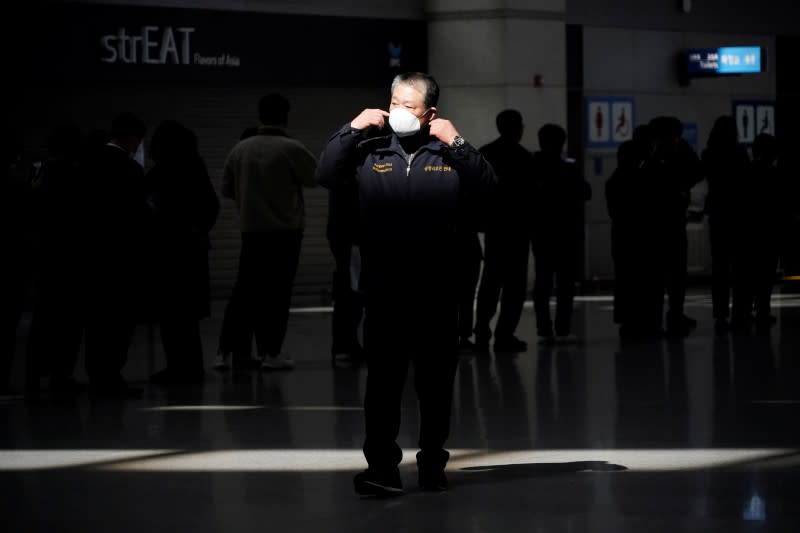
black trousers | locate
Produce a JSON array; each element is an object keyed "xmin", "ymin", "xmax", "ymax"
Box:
[
  {"xmin": 26, "ymin": 259, "xmax": 84, "ymax": 385},
  {"xmin": 1, "ymin": 265, "xmax": 29, "ymax": 391},
  {"xmin": 329, "ymin": 240, "xmax": 363, "ymax": 354},
  {"xmin": 362, "ymin": 291, "xmax": 458, "ymax": 473},
  {"xmin": 664, "ymin": 224, "xmax": 689, "ymax": 322},
  {"xmin": 84, "ymin": 313, "xmax": 135, "ymax": 386},
  {"xmin": 709, "ymin": 219, "xmax": 737, "ymax": 320},
  {"xmin": 161, "ymin": 319, "xmax": 204, "ymax": 375},
  {"xmin": 83, "ymin": 255, "xmax": 138, "ymax": 387},
  {"xmin": 457, "ymin": 232, "xmax": 482, "ymax": 341},
  {"xmin": 474, "ymin": 230, "xmax": 528, "ymax": 342},
  {"xmin": 734, "ymin": 232, "xmax": 779, "ymax": 321},
  {"xmin": 218, "ymin": 230, "xmax": 302, "ymax": 360},
  {"xmin": 533, "ymin": 240, "xmax": 579, "ymax": 336}
]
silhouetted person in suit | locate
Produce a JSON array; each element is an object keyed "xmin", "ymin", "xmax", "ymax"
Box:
[
  {"xmin": 701, "ymin": 115, "xmax": 751, "ymax": 332},
  {"xmin": 316, "ymin": 72, "xmax": 496, "ymax": 496},
  {"xmin": 147, "ymin": 121, "xmax": 219, "ymax": 384},
  {"xmin": 217, "ymin": 94, "xmax": 317, "ymax": 372},
  {"xmin": 25, "ymin": 124, "xmax": 86, "ymax": 399},
  {"xmin": 82, "ymin": 112, "xmax": 149, "ymax": 398},
  {"xmin": 474, "ymin": 109, "xmax": 533, "ymax": 352},
  {"xmin": 645, "ymin": 116, "xmax": 703, "ymax": 337},
  {"xmin": 777, "ymin": 138, "xmax": 800, "ymax": 277},
  {"xmin": 607, "ymin": 126, "xmax": 665, "ymax": 339},
  {"xmin": 737, "ymin": 133, "xmax": 783, "ymax": 331},
  {"xmin": 530, "ymin": 124, "xmax": 591, "ymax": 344},
  {"xmin": 606, "ymin": 140, "xmax": 641, "ymax": 328}
]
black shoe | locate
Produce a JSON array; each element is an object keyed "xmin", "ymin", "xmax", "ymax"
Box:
[
  {"xmin": 353, "ymin": 468, "xmax": 403, "ymax": 498},
  {"xmin": 89, "ymin": 381, "xmax": 143, "ymax": 399},
  {"xmin": 150, "ymin": 368, "xmax": 204, "ymax": 385},
  {"xmin": 458, "ymin": 338, "xmax": 476, "ymax": 355},
  {"xmin": 730, "ymin": 316, "xmax": 753, "ymax": 334},
  {"xmin": 331, "ymin": 342, "xmax": 365, "ymax": 366},
  {"xmin": 332, "ymin": 352, "xmax": 356, "ymax": 369},
  {"xmin": 494, "ymin": 336, "xmax": 528, "ymax": 352},
  {"xmin": 472, "ymin": 338, "xmax": 490, "ymax": 353},
  {"xmin": 666, "ymin": 314, "xmax": 697, "ymax": 337},
  {"xmin": 418, "ymin": 469, "xmax": 449, "ymax": 492},
  {"xmin": 755, "ymin": 314, "xmax": 777, "ymax": 327},
  {"xmin": 50, "ymin": 377, "xmax": 86, "ymax": 401}
]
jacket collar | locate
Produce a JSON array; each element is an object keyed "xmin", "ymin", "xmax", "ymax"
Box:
[
  {"xmin": 361, "ymin": 131, "xmax": 446, "ymax": 156},
  {"xmin": 257, "ymin": 126, "xmax": 289, "ymax": 137}
]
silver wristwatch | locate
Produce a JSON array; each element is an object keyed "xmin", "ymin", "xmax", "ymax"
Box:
[{"xmin": 450, "ymin": 135, "xmax": 466, "ymax": 149}]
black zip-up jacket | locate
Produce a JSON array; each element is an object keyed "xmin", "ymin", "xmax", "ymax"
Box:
[{"xmin": 316, "ymin": 124, "xmax": 496, "ymax": 292}]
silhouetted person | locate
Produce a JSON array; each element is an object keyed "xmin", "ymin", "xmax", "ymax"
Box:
[
  {"xmin": 606, "ymin": 140, "xmax": 641, "ymax": 328},
  {"xmin": 1, "ymin": 131, "xmax": 33, "ymax": 393},
  {"xmin": 316, "ymin": 72, "xmax": 496, "ymax": 496},
  {"xmin": 86, "ymin": 129, "xmax": 109, "ymax": 153},
  {"xmin": 736, "ymin": 133, "xmax": 784, "ymax": 331},
  {"xmin": 777, "ymin": 138, "xmax": 800, "ymax": 277},
  {"xmin": 646, "ymin": 116, "xmax": 703, "ymax": 336},
  {"xmin": 701, "ymin": 115, "xmax": 751, "ymax": 332},
  {"xmin": 530, "ymin": 124, "xmax": 591, "ymax": 344},
  {"xmin": 25, "ymin": 124, "xmax": 86, "ymax": 399},
  {"xmin": 473, "ymin": 109, "xmax": 533, "ymax": 352},
  {"xmin": 82, "ymin": 112, "xmax": 149, "ymax": 398},
  {"xmin": 147, "ymin": 121, "xmax": 219, "ymax": 384},
  {"xmin": 216, "ymin": 94, "xmax": 317, "ymax": 372},
  {"xmin": 608, "ymin": 125, "xmax": 665, "ymax": 339},
  {"xmin": 326, "ymin": 178, "xmax": 364, "ymax": 368}
]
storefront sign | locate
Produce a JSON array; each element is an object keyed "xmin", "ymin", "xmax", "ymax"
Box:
[{"xmin": 31, "ymin": 3, "xmax": 427, "ymax": 84}]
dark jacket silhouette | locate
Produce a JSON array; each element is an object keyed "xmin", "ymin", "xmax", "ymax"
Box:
[{"xmin": 147, "ymin": 135, "xmax": 219, "ymax": 320}]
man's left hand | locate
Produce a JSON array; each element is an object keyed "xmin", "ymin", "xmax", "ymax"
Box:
[{"xmin": 429, "ymin": 118, "xmax": 460, "ymax": 146}]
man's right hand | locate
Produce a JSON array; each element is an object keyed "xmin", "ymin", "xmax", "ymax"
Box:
[{"xmin": 350, "ymin": 109, "xmax": 390, "ymax": 131}]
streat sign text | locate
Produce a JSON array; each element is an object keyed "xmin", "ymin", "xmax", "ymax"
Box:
[
  {"xmin": 99, "ymin": 26, "xmax": 241, "ymax": 67},
  {"xmin": 101, "ymin": 26, "xmax": 194, "ymax": 64}
]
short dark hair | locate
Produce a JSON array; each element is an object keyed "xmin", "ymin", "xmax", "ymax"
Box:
[
  {"xmin": 110, "ymin": 112, "xmax": 146, "ymax": 141},
  {"xmin": 391, "ymin": 72, "xmax": 440, "ymax": 108},
  {"xmin": 258, "ymin": 94, "xmax": 290, "ymax": 126},
  {"xmin": 538, "ymin": 123, "xmax": 566, "ymax": 152},
  {"xmin": 496, "ymin": 109, "xmax": 523, "ymax": 137},
  {"xmin": 707, "ymin": 115, "xmax": 737, "ymax": 149},
  {"xmin": 648, "ymin": 116, "xmax": 683, "ymax": 141},
  {"xmin": 240, "ymin": 126, "xmax": 259, "ymax": 140}
]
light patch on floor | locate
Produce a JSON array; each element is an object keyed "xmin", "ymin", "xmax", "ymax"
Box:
[
  {"xmin": 55, "ymin": 448, "xmax": 798, "ymax": 473},
  {"xmin": 0, "ymin": 450, "xmax": 178, "ymax": 471}
]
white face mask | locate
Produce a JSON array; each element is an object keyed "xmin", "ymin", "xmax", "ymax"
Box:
[{"xmin": 389, "ymin": 107, "xmax": 429, "ymax": 137}]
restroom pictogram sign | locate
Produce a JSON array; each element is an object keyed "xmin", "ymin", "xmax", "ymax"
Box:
[{"xmin": 586, "ymin": 97, "xmax": 635, "ymax": 149}]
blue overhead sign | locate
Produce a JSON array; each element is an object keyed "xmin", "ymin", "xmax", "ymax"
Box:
[{"xmin": 687, "ymin": 47, "xmax": 761, "ymax": 75}]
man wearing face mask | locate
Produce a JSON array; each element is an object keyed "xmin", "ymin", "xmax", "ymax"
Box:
[
  {"xmin": 317, "ymin": 72, "xmax": 496, "ymax": 496},
  {"xmin": 82, "ymin": 112, "xmax": 151, "ymax": 398}
]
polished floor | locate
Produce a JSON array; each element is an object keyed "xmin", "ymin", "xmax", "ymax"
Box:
[{"xmin": 2, "ymin": 290, "xmax": 800, "ymax": 532}]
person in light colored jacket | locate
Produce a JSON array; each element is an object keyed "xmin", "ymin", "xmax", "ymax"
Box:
[{"xmin": 215, "ymin": 94, "xmax": 317, "ymax": 372}]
